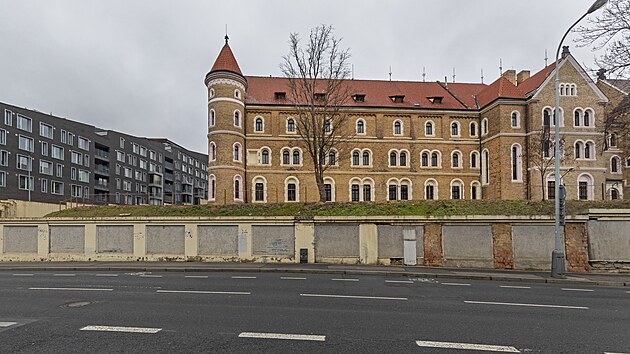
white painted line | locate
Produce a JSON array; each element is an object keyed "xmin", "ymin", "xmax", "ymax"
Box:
[
  {"xmin": 29, "ymin": 287, "xmax": 113, "ymax": 291},
  {"xmin": 500, "ymin": 285, "xmax": 531, "ymax": 289},
  {"xmin": 280, "ymin": 277, "xmax": 306, "ymax": 280},
  {"xmin": 626, "ymin": 291, "xmax": 630, "ymax": 294},
  {"xmin": 157, "ymin": 290, "xmax": 250, "ymax": 295},
  {"xmin": 300, "ymin": 293, "xmax": 407, "ymax": 301},
  {"xmin": 465, "ymin": 300, "xmax": 589, "ymax": 310},
  {"xmin": 442, "ymin": 282, "xmax": 471, "ymax": 286},
  {"xmin": 416, "ymin": 340, "xmax": 520, "ymax": 353},
  {"xmin": 80, "ymin": 325, "xmax": 161, "ymax": 334},
  {"xmin": 0, "ymin": 322, "xmax": 18, "ymax": 327},
  {"xmin": 12, "ymin": 274, "xmax": 33, "ymax": 277},
  {"xmin": 331, "ymin": 278, "xmax": 359, "ymax": 282},
  {"xmin": 53, "ymin": 274, "xmax": 76, "ymax": 277},
  {"xmin": 95, "ymin": 274, "xmax": 118, "ymax": 277},
  {"xmin": 232, "ymin": 276, "xmax": 256, "ymax": 279},
  {"xmin": 239, "ymin": 332, "xmax": 325, "ymax": 342},
  {"xmin": 561, "ymin": 288, "xmax": 594, "ymax": 292},
  {"xmin": 604, "ymin": 352, "xmax": 630, "ymax": 354},
  {"xmin": 385, "ymin": 280, "xmax": 414, "ymax": 284},
  {"xmin": 139, "ymin": 275, "xmax": 162, "ymax": 278},
  {"xmin": 184, "ymin": 275, "xmax": 208, "ymax": 279}
]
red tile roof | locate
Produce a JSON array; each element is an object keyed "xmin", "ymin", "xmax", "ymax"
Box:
[
  {"xmin": 517, "ymin": 61, "xmax": 557, "ymax": 96},
  {"xmin": 245, "ymin": 76, "xmax": 487, "ymax": 110},
  {"xmin": 210, "ymin": 41, "xmax": 243, "ymax": 76},
  {"xmin": 475, "ymin": 76, "xmax": 525, "ymax": 108}
]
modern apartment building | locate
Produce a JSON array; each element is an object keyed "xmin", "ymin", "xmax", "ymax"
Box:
[{"xmin": 0, "ymin": 102, "xmax": 208, "ymax": 205}]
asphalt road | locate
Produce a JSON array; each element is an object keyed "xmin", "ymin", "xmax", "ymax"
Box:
[{"xmin": 0, "ymin": 271, "xmax": 628, "ymax": 353}]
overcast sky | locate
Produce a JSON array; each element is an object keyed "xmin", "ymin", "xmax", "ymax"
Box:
[{"xmin": 0, "ymin": 0, "xmax": 605, "ymax": 154}]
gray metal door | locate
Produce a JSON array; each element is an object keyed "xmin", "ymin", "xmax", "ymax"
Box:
[{"xmin": 403, "ymin": 228, "xmax": 417, "ymax": 266}]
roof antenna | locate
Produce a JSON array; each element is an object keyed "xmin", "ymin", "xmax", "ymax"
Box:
[
  {"xmin": 422, "ymin": 66, "xmax": 426, "ymax": 82},
  {"xmin": 499, "ymin": 58, "xmax": 503, "ymax": 76},
  {"xmin": 452, "ymin": 67, "xmax": 456, "ymax": 83},
  {"xmin": 388, "ymin": 65, "xmax": 392, "ymax": 81},
  {"xmin": 544, "ymin": 49, "xmax": 548, "ymax": 66},
  {"xmin": 225, "ymin": 24, "xmax": 229, "ymax": 44},
  {"xmin": 481, "ymin": 68, "xmax": 484, "ymax": 84}
]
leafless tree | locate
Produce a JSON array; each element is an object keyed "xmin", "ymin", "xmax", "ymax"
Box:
[
  {"xmin": 602, "ymin": 96, "xmax": 630, "ymax": 161},
  {"xmin": 528, "ymin": 129, "xmax": 574, "ymax": 200},
  {"xmin": 575, "ymin": 0, "xmax": 630, "ymax": 79},
  {"xmin": 280, "ymin": 25, "xmax": 353, "ymax": 202}
]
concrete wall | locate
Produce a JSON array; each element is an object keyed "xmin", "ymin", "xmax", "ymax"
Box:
[
  {"xmin": 442, "ymin": 224, "xmax": 493, "ymax": 267},
  {"xmin": 377, "ymin": 225, "xmax": 423, "ymax": 264},
  {"xmin": 3, "ymin": 226, "xmax": 38, "ymax": 253},
  {"xmin": 252, "ymin": 225, "xmax": 294, "ymax": 258},
  {"xmin": 96, "ymin": 225, "xmax": 134, "ymax": 254},
  {"xmin": 49, "ymin": 226, "xmax": 85, "ymax": 254},
  {"xmin": 197, "ymin": 225, "xmax": 239, "ymax": 256},
  {"xmin": 146, "ymin": 225, "xmax": 185, "ymax": 255},
  {"xmin": 314, "ymin": 223, "xmax": 359, "ymax": 261},
  {"xmin": 588, "ymin": 220, "xmax": 630, "ymax": 260},
  {"xmin": 512, "ymin": 224, "xmax": 555, "ymax": 270}
]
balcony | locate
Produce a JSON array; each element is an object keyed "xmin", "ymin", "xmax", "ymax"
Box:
[
  {"xmin": 94, "ymin": 180, "xmax": 109, "ymax": 191},
  {"xmin": 164, "ymin": 172, "xmax": 174, "ymax": 181},
  {"xmin": 94, "ymin": 165, "xmax": 110, "ymax": 176},
  {"xmin": 94, "ymin": 149, "xmax": 109, "ymax": 161}
]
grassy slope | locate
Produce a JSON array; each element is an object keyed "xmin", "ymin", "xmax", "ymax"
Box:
[{"xmin": 45, "ymin": 200, "xmax": 630, "ymax": 218}]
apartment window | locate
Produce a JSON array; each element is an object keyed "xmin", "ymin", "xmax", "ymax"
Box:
[
  {"xmin": 0, "ymin": 150, "xmax": 7, "ymax": 166},
  {"xmin": 140, "ymin": 159, "xmax": 147, "ymax": 169},
  {"xmin": 78, "ymin": 169, "xmax": 89, "ymax": 182},
  {"xmin": 56, "ymin": 164, "xmax": 63, "ymax": 177},
  {"xmin": 0, "ymin": 170, "xmax": 5, "ymax": 187},
  {"xmin": 71, "ymin": 151, "xmax": 82, "ymax": 164},
  {"xmin": 41, "ymin": 178, "xmax": 48, "ymax": 193},
  {"xmin": 40, "ymin": 160, "xmax": 53, "ymax": 175},
  {"xmin": 61, "ymin": 130, "xmax": 67, "ymax": 144},
  {"xmin": 39, "ymin": 122, "xmax": 53, "ymax": 139},
  {"xmin": 51, "ymin": 181, "xmax": 64, "ymax": 195},
  {"xmin": 71, "ymin": 167, "xmax": 76, "ymax": 180},
  {"xmin": 132, "ymin": 143, "xmax": 139, "ymax": 154},
  {"xmin": 18, "ymin": 135, "xmax": 34, "ymax": 152},
  {"xmin": 119, "ymin": 137, "xmax": 125, "ymax": 148},
  {"xmin": 18, "ymin": 175, "xmax": 34, "ymax": 191},
  {"xmin": 116, "ymin": 151, "xmax": 125, "ymax": 162},
  {"xmin": 51, "ymin": 145, "xmax": 64, "ymax": 160},
  {"xmin": 71, "ymin": 184, "xmax": 83, "ymax": 198},
  {"xmin": 149, "ymin": 150, "xmax": 156, "ymax": 160},
  {"xmin": 41, "ymin": 141, "xmax": 48, "ymax": 156},
  {"xmin": 16, "ymin": 115, "xmax": 32, "ymax": 132},
  {"xmin": 16, "ymin": 154, "xmax": 31, "ymax": 171},
  {"xmin": 123, "ymin": 180, "xmax": 132, "ymax": 191},
  {"xmin": 4, "ymin": 110, "xmax": 12, "ymax": 126},
  {"xmin": 124, "ymin": 167, "xmax": 132, "ymax": 178},
  {"xmin": 67, "ymin": 132, "xmax": 74, "ymax": 145},
  {"xmin": 78, "ymin": 137, "xmax": 89, "ymax": 151},
  {"xmin": 0, "ymin": 129, "xmax": 5, "ymax": 145}
]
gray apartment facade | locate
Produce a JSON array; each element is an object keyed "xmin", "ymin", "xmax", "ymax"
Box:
[{"xmin": 1, "ymin": 102, "xmax": 208, "ymax": 205}]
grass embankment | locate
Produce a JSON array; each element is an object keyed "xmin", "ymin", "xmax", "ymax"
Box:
[{"xmin": 45, "ymin": 200, "xmax": 630, "ymax": 218}]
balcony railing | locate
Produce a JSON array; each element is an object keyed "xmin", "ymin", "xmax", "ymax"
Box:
[
  {"xmin": 94, "ymin": 165, "xmax": 110, "ymax": 175},
  {"xmin": 94, "ymin": 150, "xmax": 109, "ymax": 160}
]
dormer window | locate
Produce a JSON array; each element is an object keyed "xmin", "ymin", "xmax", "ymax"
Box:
[
  {"xmin": 314, "ymin": 93, "xmax": 326, "ymax": 101},
  {"xmin": 390, "ymin": 95, "xmax": 405, "ymax": 103},
  {"xmin": 428, "ymin": 96, "xmax": 443, "ymax": 104},
  {"xmin": 353, "ymin": 94, "xmax": 366, "ymax": 102},
  {"xmin": 275, "ymin": 91, "xmax": 286, "ymax": 100}
]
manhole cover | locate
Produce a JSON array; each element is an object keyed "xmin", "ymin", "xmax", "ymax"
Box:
[{"xmin": 62, "ymin": 301, "xmax": 93, "ymax": 308}]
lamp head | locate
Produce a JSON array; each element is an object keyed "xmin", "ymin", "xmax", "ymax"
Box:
[{"xmin": 587, "ymin": 0, "xmax": 608, "ymax": 14}]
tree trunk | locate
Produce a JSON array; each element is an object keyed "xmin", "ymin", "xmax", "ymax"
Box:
[{"xmin": 315, "ymin": 173, "xmax": 326, "ymax": 202}]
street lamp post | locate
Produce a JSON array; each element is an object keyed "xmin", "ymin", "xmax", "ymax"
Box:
[{"xmin": 551, "ymin": 0, "xmax": 608, "ymax": 278}]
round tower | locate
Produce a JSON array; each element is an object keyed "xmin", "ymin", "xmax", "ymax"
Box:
[{"xmin": 205, "ymin": 35, "xmax": 247, "ymax": 204}]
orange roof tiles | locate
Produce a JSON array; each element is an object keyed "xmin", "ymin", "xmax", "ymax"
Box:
[
  {"xmin": 475, "ymin": 76, "xmax": 525, "ymax": 108},
  {"xmin": 517, "ymin": 61, "xmax": 557, "ymax": 96},
  {"xmin": 210, "ymin": 41, "xmax": 243, "ymax": 76}
]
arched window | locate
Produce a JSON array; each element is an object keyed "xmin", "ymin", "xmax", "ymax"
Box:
[
  {"xmin": 571, "ymin": 84, "xmax": 576, "ymax": 96},
  {"xmin": 209, "ymin": 142, "xmax": 216, "ymax": 161},
  {"xmin": 356, "ymin": 119, "xmax": 365, "ymax": 134},
  {"xmin": 388, "ymin": 179, "xmax": 398, "ymax": 201},
  {"xmin": 324, "ymin": 177, "xmax": 335, "ymax": 202},
  {"xmin": 287, "ymin": 118, "xmax": 296, "ymax": 133},
  {"xmin": 584, "ymin": 110, "xmax": 592, "ymax": 127},
  {"xmin": 233, "ymin": 175, "xmax": 242, "ymax": 201},
  {"xmin": 483, "ymin": 150, "xmax": 489, "ymax": 184},
  {"xmin": 399, "ymin": 151, "xmax": 407, "ymax": 167},
  {"xmin": 575, "ymin": 141, "xmax": 582, "ymax": 159},
  {"xmin": 234, "ymin": 110, "xmax": 241, "ymax": 128},
  {"xmin": 470, "ymin": 122, "xmax": 477, "ymax": 137},
  {"xmin": 431, "ymin": 152, "xmax": 439, "ymax": 167},
  {"xmin": 292, "ymin": 150, "xmax": 300, "ymax": 165},
  {"xmin": 261, "ymin": 149, "xmax": 270, "ymax": 165},
  {"xmin": 421, "ymin": 152, "xmax": 429, "ymax": 167},
  {"xmin": 511, "ymin": 144, "xmax": 522, "ymax": 181},
  {"xmin": 400, "ymin": 179, "xmax": 410, "ymax": 200},
  {"xmin": 425, "ymin": 179, "xmax": 438, "ymax": 200},
  {"xmin": 328, "ymin": 150, "xmax": 337, "ymax": 165},
  {"xmin": 574, "ymin": 109, "xmax": 582, "ymax": 127},
  {"xmin": 389, "ymin": 151, "xmax": 397, "ymax": 166},
  {"xmin": 362, "ymin": 151, "xmax": 370, "ymax": 166},
  {"xmin": 352, "ymin": 151, "xmax": 360, "ymax": 166},
  {"xmin": 451, "ymin": 179, "xmax": 464, "ymax": 199},
  {"xmin": 324, "ymin": 118, "xmax": 331, "ymax": 133},
  {"xmin": 585, "ymin": 141, "xmax": 594, "ymax": 159},
  {"xmin": 349, "ymin": 178, "xmax": 373, "ymax": 202},
  {"xmin": 282, "ymin": 149, "xmax": 290, "ymax": 165},
  {"xmin": 209, "ymin": 109, "xmax": 216, "ymax": 127},
  {"xmin": 511, "ymin": 111, "xmax": 520, "ymax": 128},
  {"xmin": 611, "ymin": 188, "xmax": 619, "ymax": 200},
  {"xmin": 577, "ymin": 173, "xmax": 594, "ymax": 200},
  {"xmin": 451, "ymin": 122, "xmax": 459, "ymax": 136},
  {"xmin": 543, "ymin": 108, "xmax": 552, "ymax": 127},
  {"xmin": 393, "ymin": 120, "xmax": 402, "ymax": 135},
  {"xmin": 234, "ymin": 89, "xmax": 241, "ymax": 99},
  {"xmin": 285, "ymin": 177, "xmax": 299, "ymax": 202},
  {"xmin": 470, "ymin": 151, "xmax": 478, "ymax": 168},
  {"xmin": 560, "ymin": 84, "xmax": 565, "ymax": 96},
  {"xmin": 209, "ymin": 88, "xmax": 215, "ymax": 98},
  {"xmin": 470, "ymin": 181, "xmax": 480, "ymax": 200},
  {"xmin": 209, "ymin": 175, "xmax": 216, "ymax": 201},
  {"xmin": 252, "ymin": 176, "xmax": 266, "ymax": 202},
  {"xmin": 363, "ymin": 179, "xmax": 373, "ymax": 202},
  {"xmin": 233, "ymin": 143, "xmax": 241, "ymax": 162},
  {"xmin": 350, "ymin": 181, "xmax": 360, "ymax": 202},
  {"xmin": 425, "ymin": 121, "xmax": 433, "ymax": 136},
  {"xmin": 255, "ymin": 117, "xmax": 264, "ymax": 132},
  {"xmin": 451, "ymin": 151, "xmax": 461, "ymax": 168},
  {"xmin": 482, "ymin": 118, "xmax": 488, "ymax": 136},
  {"xmin": 611, "ymin": 156, "xmax": 621, "ymax": 173},
  {"xmin": 610, "ymin": 133, "xmax": 618, "ymax": 148}
]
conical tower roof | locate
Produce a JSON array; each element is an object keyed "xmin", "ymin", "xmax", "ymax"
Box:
[{"xmin": 209, "ymin": 36, "xmax": 243, "ymax": 76}]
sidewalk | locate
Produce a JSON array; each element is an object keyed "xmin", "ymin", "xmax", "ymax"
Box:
[{"xmin": 0, "ymin": 261, "xmax": 628, "ymax": 287}]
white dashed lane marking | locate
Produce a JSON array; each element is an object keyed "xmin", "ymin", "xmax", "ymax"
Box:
[
  {"xmin": 53, "ymin": 274, "xmax": 76, "ymax": 277},
  {"xmin": 561, "ymin": 288, "xmax": 594, "ymax": 292},
  {"xmin": 184, "ymin": 275, "xmax": 208, "ymax": 279},
  {"xmin": 280, "ymin": 277, "xmax": 306, "ymax": 280},
  {"xmin": 139, "ymin": 275, "xmax": 162, "ymax": 278},
  {"xmin": 157, "ymin": 290, "xmax": 251, "ymax": 295},
  {"xmin": 80, "ymin": 325, "xmax": 161, "ymax": 334},
  {"xmin": 300, "ymin": 293, "xmax": 407, "ymax": 301},
  {"xmin": 331, "ymin": 278, "xmax": 359, "ymax": 282},
  {"xmin": 442, "ymin": 282, "xmax": 471, "ymax": 286},
  {"xmin": 0, "ymin": 322, "xmax": 18, "ymax": 328},
  {"xmin": 385, "ymin": 280, "xmax": 414, "ymax": 284},
  {"xmin": 465, "ymin": 300, "xmax": 589, "ymax": 310},
  {"xmin": 239, "ymin": 332, "xmax": 325, "ymax": 342},
  {"xmin": 416, "ymin": 340, "xmax": 520, "ymax": 353},
  {"xmin": 232, "ymin": 276, "xmax": 256, "ymax": 279},
  {"xmin": 500, "ymin": 285, "xmax": 531, "ymax": 289},
  {"xmin": 29, "ymin": 287, "xmax": 114, "ymax": 291},
  {"xmin": 12, "ymin": 274, "xmax": 33, "ymax": 277},
  {"xmin": 95, "ymin": 274, "xmax": 118, "ymax": 277}
]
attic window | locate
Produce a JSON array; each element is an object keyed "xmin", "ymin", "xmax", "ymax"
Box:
[
  {"xmin": 314, "ymin": 93, "xmax": 327, "ymax": 101},
  {"xmin": 274, "ymin": 92, "xmax": 286, "ymax": 100},
  {"xmin": 353, "ymin": 94, "xmax": 366, "ymax": 102},
  {"xmin": 390, "ymin": 95, "xmax": 405, "ymax": 103},
  {"xmin": 428, "ymin": 96, "xmax": 443, "ymax": 104}
]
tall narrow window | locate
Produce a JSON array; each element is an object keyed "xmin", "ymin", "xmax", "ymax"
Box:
[
  {"xmin": 399, "ymin": 152, "xmax": 407, "ymax": 167},
  {"xmin": 324, "ymin": 184, "xmax": 332, "ymax": 202},
  {"xmin": 543, "ymin": 109, "xmax": 551, "ymax": 127},
  {"xmin": 255, "ymin": 183, "xmax": 264, "ymax": 201},
  {"xmin": 352, "ymin": 151, "xmax": 359, "ymax": 166},
  {"xmin": 575, "ymin": 142, "xmax": 581, "ymax": 159},
  {"xmin": 451, "ymin": 122, "xmax": 459, "ymax": 136},
  {"xmin": 400, "ymin": 184, "xmax": 409, "ymax": 200},
  {"xmin": 511, "ymin": 112, "xmax": 519, "ymax": 128},
  {"xmin": 451, "ymin": 185, "xmax": 461, "ymax": 199},
  {"xmin": 255, "ymin": 117, "xmax": 263, "ymax": 132},
  {"xmin": 471, "ymin": 152, "xmax": 478, "ymax": 168},
  {"xmin": 431, "ymin": 152, "xmax": 438, "ymax": 167},
  {"xmin": 484, "ymin": 150, "xmax": 489, "ymax": 184},
  {"xmin": 362, "ymin": 151, "xmax": 370, "ymax": 166},
  {"xmin": 393, "ymin": 121, "xmax": 402, "ymax": 135},
  {"xmin": 363, "ymin": 184, "xmax": 371, "ymax": 202},
  {"xmin": 388, "ymin": 184, "xmax": 397, "ymax": 201},
  {"xmin": 574, "ymin": 110, "xmax": 581, "ymax": 126},
  {"xmin": 351, "ymin": 184, "xmax": 360, "ymax": 202},
  {"xmin": 356, "ymin": 120, "xmax": 365, "ymax": 134},
  {"xmin": 425, "ymin": 121, "xmax": 433, "ymax": 135},
  {"xmin": 210, "ymin": 110, "xmax": 215, "ymax": 127},
  {"xmin": 579, "ymin": 181, "xmax": 588, "ymax": 200},
  {"xmin": 283, "ymin": 150, "xmax": 290, "ymax": 165},
  {"xmin": 234, "ymin": 178, "xmax": 241, "ymax": 200},
  {"xmin": 584, "ymin": 111, "xmax": 590, "ymax": 127},
  {"xmin": 293, "ymin": 150, "xmax": 300, "ymax": 165},
  {"xmin": 287, "ymin": 118, "xmax": 295, "ymax": 133},
  {"xmin": 452, "ymin": 152, "xmax": 460, "ymax": 168},
  {"xmin": 261, "ymin": 149, "xmax": 270, "ymax": 165},
  {"xmin": 328, "ymin": 151, "xmax": 336, "ymax": 165},
  {"xmin": 389, "ymin": 152, "xmax": 397, "ymax": 166},
  {"xmin": 234, "ymin": 111, "xmax": 241, "ymax": 127},
  {"xmin": 287, "ymin": 183, "xmax": 296, "ymax": 201},
  {"xmin": 512, "ymin": 146, "xmax": 518, "ymax": 180},
  {"xmin": 470, "ymin": 122, "xmax": 477, "ymax": 137},
  {"xmin": 421, "ymin": 152, "xmax": 429, "ymax": 167}
]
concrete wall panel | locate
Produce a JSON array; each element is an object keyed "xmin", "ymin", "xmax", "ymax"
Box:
[
  {"xmin": 197, "ymin": 225, "xmax": 239, "ymax": 256},
  {"xmin": 96, "ymin": 225, "xmax": 134, "ymax": 254},
  {"xmin": 314, "ymin": 224, "xmax": 359, "ymax": 258},
  {"xmin": 146, "ymin": 225, "xmax": 185, "ymax": 255},
  {"xmin": 252, "ymin": 225, "xmax": 294, "ymax": 257},
  {"xmin": 3, "ymin": 226, "xmax": 38, "ymax": 253},
  {"xmin": 49, "ymin": 226, "xmax": 85, "ymax": 254},
  {"xmin": 588, "ymin": 220, "xmax": 630, "ymax": 261},
  {"xmin": 377, "ymin": 225, "xmax": 423, "ymax": 261},
  {"xmin": 512, "ymin": 224, "xmax": 554, "ymax": 270},
  {"xmin": 442, "ymin": 225, "xmax": 492, "ymax": 267}
]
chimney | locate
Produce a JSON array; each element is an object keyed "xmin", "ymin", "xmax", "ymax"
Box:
[
  {"xmin": 501, "ymin": 69, "xmax": 517, "ymax": 85},
  {"xmin": 561, "ymin": 45, "xmax": 570, "ymax": 59},
  {"xmin": 516, "ymin": 70, "xmax": 530, "ymax": 86}
]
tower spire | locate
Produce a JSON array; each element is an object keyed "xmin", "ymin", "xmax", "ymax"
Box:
[{"xmin": 225, "ymin": 24, "xmax": 229, "ymax": 44}]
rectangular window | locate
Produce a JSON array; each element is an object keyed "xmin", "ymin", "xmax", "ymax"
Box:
[
  {"xmin": 123, "ymin": 180, "xmax": 132, "ymax": 191},
  {"xmin": 351, "ymin": 184, "xmax": 360, "ymax": 202},
  {"xmin": 78, "ymin": 136, "xmax": 89, "ymax": 150},
  {"xmin": 132, "ymin": 143, "xmax": 139, "ymax": 154},
  {"xmin": 71, "ymin": 151, "xmax": 82, "ymax": 164},
  {"xmin": 18, "ymin": 175, "xmax": 33, "ymax": 191},
  {"xmin": 78, "ymin": 169, "xmax": 89, "ymax": 183},
  {"xmin": 71, "ymin": 184, "xmax": 83, "ymax": 198},
  {"xmin": 61, "ymin": 130, "xmax": 67, "ymax": 144},
  {"xmin": 452, "ymin": 186, "xmax": 461, "ymax": 199},
  {"xmin": 51, "ymin": 145, "xmax": 64, "ymax": 160},
  {"xmin": 132, "ymin": 156, "xmax": 137, "ymax": 166},
  {"xmin": 363, "ymin": 185, "xmax": 371, "ymax": 202},
  {"xmin": 18, "ymin": 135, "xmax": 34, "ymax": 152},
  {"xmin": 0, "ymin": 150, "xmax": 8, "ymax": 166},
  {"xmin": 56, "ymin": 164, "xmax": 63, "ymax": 177},
  {"xmin": 67, "ymin": 132, "xmax": 74, "ymax": 146},
  {"xmin": 71, "ymin": 167, "xmax": 76, "ymax": 180},
  {"xmin": 84, "ymin": 154, "xmax": 90, "ymax": 167},
  {"xmin": 547, "ymin": 181, "xmax": 555, "ymax": 200},
  {"xmin": 116, "ymin": 150, "xmax": 125, "ymax": 162},
  {"xmin": 41, "ymin": 141, "xmax": 48, "ymax": 156},
  {"xmin": 149, "ymin": 150, "xmax": 156, "ymax": 160},
  {"xmin": 16, "ymin": 114, "xmax": 32, "ymax": 132},
  {"xmin": 140, "ymin": 159, "xmax": 147, "ymax": 169},
  {"xmin": 0, "ymin": 129, "xmax": 5, "ymax": 145},
  {"xmin": 324, "ymin": 184, "xmax": 332, "ymax": 202},
  {"xmin": 579, "ymin": 182, "xmax": 588, "ymax": 200},
  {"xmin": 39, "ymin": 160, "xmax": 53, "ymax": 175},
  {"xmin": 287, "ymin": 183, "xmax": 296, "ymax": 201},
  {"xmin": 115, "ymin": 164, "xmax": 121, "ymax": 175},
  {"xmin": 116, "ymin": 178, "xmax": 121, "ymax": 189},
  {"xmin": 39, "ymin": 122, "xmax": 53, "ymax": 139},
  {"xmin": 119, "ymin": 137, "xmax": 125, "ymax": 148},
  {"xmin": 255, "ymin": 182, "xmax": 264, "ymax": 201},
  {"xmin": 124, "ymin": 167, "xmax": 132, "ymax": 178},
  {"xmin": 41, "ymin": 178, "xmax": 48, "ymax": 193},
  {"xmin": 388, "ymin": 185, "xmax": 397, "ymax": 201},
  {"xmin": 16, "ymin": 154, "xmax": 31, "ymax": 171},
  {"xmin": 401, "ymin": 185, "xmax": 409, "ymax": 200},
  {"xmin": 139, "ymin": 146, "xmax": 147, "ymax": 157},
  {"xmin": 0, "ymin": 170, "xmax": 5, "ymax": 187},
  {"xmin": 51, "ymin": 181, "xmax": 64, "ymax": 195},
  {"xmin": 4, "ymin": 110, "xmax": 12, "ymax": 126}
]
